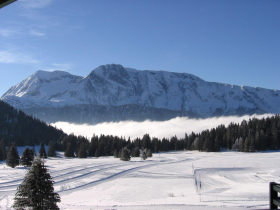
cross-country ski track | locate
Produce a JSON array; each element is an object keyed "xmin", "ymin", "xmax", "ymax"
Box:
[{"xmin": 0, "ymin": 148, "xmax": 279, "ymax": 209}]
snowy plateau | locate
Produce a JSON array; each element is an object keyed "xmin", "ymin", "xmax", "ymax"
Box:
[
  {"xmin": 1, "ymin": 64, "xmax": 280, "ymax": 124},
  {"xmin": 0, "ymin": 147, "xmax": 278, "ymax": 210}
]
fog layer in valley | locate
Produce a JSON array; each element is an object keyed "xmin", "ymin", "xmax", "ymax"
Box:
[{"xmin": 52, "ymin": 114, "xmax": 274, "ymax": 139}]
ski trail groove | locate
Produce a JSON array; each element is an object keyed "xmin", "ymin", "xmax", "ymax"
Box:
[{"xmin": 58, "ymin": 158, "xmax": 191, "ymax": 195}]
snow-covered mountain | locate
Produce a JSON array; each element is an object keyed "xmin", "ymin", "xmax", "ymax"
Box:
[{"xmin": 1, "ymin": 64, "xmax": 280, "ymax": 124}]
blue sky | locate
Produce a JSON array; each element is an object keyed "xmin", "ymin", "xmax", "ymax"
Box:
[{"xmin": 0, "ymin": 0, "xmax": 279, "ymax": 96}]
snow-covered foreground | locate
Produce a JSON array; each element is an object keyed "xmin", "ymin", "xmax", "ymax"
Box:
[{"xmin": 0, "ymin": 148, "xmax": 279, "ymax": 210}]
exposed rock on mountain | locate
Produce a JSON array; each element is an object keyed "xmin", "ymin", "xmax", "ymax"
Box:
[{"xmin": 1, "ymin": 64, "xmax": 279, "ymax": 124}]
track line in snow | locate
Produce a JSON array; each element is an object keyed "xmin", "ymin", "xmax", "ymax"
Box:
[{"xmin": 58, "ymin": 158, "xmax": 192, "ymax": 195}]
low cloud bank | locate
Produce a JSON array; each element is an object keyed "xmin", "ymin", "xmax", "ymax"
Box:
[{"xmin": 52, "ymin": 114, "xmax": 274, "ymax": 140}]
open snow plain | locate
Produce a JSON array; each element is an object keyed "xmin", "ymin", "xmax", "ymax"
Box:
[{"xmin": 0, "ymin": 148, "xmax": 279, "ymax": 209}]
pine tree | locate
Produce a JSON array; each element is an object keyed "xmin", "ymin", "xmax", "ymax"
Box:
[
  {"xmin": 141, "ymin": 134, "xmax": 152, "ymax": 150},
  {"xmin": 238, "ymin": 137, "xmax": 244, "ymax": 152},
  {"xmin": 259, "ymin": 130, "xmax": 267, "ymax": 151},
  {"xmin": 118, "ymin": 150, "xmax": 121, "ymax": 158},
  {"xmin": 6, "ymin": 143, "xmax": 20, "ymax": 168},
  {"xmin": 64, "ymin": 143, "xmax": 75, "ymax": 157},
  {"xmin": 48, "ymin": 141, "xmax": 57, "ymax": 157},
  {"xmin": 12, "ymin": 158, "xmax": 61, "ymax": 209},
  {"xmin": 88, "ymin": 136, "xmax": 98, "ymax": 157},
  {"xmin": 132, "ymin": 147, "xmax": 140, "ymax": 157},
  {"xmin": 0, "ymin": 147, "xmax": 3, "ymax": 161},
  {"xmin": 214, "ymin": 135, "xmax": 220, "ymax": 152},
  {"xmin": 39, "ymin": 141, "xmax": 47, "ymax": 158},
  {"xmin": 31, "ymin": 147, "xmax": 36, "ymax": 157},
  {"xmin": 120, "ymin": 147, "xmax": 130, "ymax": 161},
  {"xmin": 20, "ymin": 147, "xmax": 33, "ymax": 167},
  {"xmin": 0, "ymin": 139, "xmax": 7, "ymax": 160},
  {"xmin": 78, "ymin": 143, "xmax": 87, "ymax": 158},
  {"xmin": 244, "ymin": 137, "xmax": 249, "ymax": 152},
  {"xmin": 113, "ymin": 149, "xmax": 118, "ymax": 158},
  {"xmin": 94, "ymin": 144, "xmax": 103, "ymax": 158},
  {"xmin": 270, "ymin": 123, "xmax": 279, "ymax": 150},
  {"xmin": 94, "ymin": 149, "xmax": 100, "ymax": 158},
  {"xmin": 140, "ymin": 148, "xmax": 148, "ymax": 160}
]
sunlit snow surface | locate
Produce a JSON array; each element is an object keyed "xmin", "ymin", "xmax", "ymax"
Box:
[{"xmin": 0, "ymin": 147, "xmax": 278, "ymax": 209}]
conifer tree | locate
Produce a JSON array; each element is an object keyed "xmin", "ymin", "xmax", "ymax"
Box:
[
  {"xmin": 48, "ymin": 141, "xmax": 57, "ymax": 157},
  {"xmin": 78, "ymin": 143, "xmax": 87, "ymax": 158},
  {"xmin": 270, "ymin": 123, "xmax": 279, "ymax": 149},
  {"xmin": 0, "ymin": 139, "xmax": 7, "ymax": 160},
  {"xmin": 120, "ymin": 147, "xmax": 130, "ymax": 161},
  {"xmin": 214, "ymin": 135, "xmax": 220, "ymax": 152},
  {"xmin": 132, "ymin": 147, "xmax": 140, "ymax": 157},
  {"xmin": 39, "ymin": 141, "xmax": 47, "ymax": 158},
  {"xmin": 140, "ymin": 148, "xmax": 148, "ymax": 160},
  {"xmin": 6, "ymin": 143, "xmax": 20, "ymax": 168},
  {"xmin": 88, "ymin": 136, "xmax": 98, "ymax": 157},
  {"xmin": 131, "ymin": 148, "xmax": 136, "ymax": 157},
  {"xmin": 259, "ymin": 130, "xmax": 267, "ymax": 151},
  {"xmin": 12, "ymin": 158, "xmax": 61, "ymax": 209},
  {"xmin": 244, "ymin": 137, "xmax": 249, "ymax": 152},
  {"xmin": 31, "ymin": 147, "xmax": 36, "ymax": 157},
  {"xmin": 94, "ymin": 149, "xmax": 100, "ymax": 158},
  {"xmin": 113, "ymin": 149, "xmax": 118, "ymax": 158},
  {"xmin": 94, "ymin": 144, "xmax": 103, "ymax": 158},
  {"xmin": 64, "ymin": 143, "xmax": 75, "ymax": 157},
  {"xmin": 20, "ymin": 147, "xmax": 33, "ymax": 167},
  {"xmin": 0, "ymin": 147, "xmax": 3, "ymax": 161},
  {"xmin": 118, "ymin": 150, "xmax": 121, "ymax": 158}
]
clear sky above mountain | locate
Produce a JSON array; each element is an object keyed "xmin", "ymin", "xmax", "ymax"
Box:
[{"xmin": 0, "ymin": 0, "xmax": 279, "ymax": 97}]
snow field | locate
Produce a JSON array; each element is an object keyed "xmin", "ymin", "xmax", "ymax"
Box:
[{"xmin": 0, "ymin": 148, "xmax": 279, "ymax": 209}]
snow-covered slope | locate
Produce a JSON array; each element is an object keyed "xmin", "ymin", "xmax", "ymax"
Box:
[
  {"xmin": 0, "ymin": 149, "xmax": 279, "ymax": 209},
  {"xmin": 2, "ymin": 70, "xmax": 83, "ymax": 108},
  {"xmin": 1, "ymin": 64, "xmax": 280, "ymax": 119}
]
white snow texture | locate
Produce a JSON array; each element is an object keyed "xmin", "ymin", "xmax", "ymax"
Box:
[{"xmin": 1, "ymin": 64, "xmax": 280, "ymax": 117}]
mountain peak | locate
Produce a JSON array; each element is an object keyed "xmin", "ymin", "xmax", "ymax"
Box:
[
  {"xmin": 87, "ymin": 64, "xmax": 130, "ymax": 83},
  {"xmin": 2, "ymin": 64, "xmax": 280, "ymax": 118},
  {"xmin": 34, "ymin": 70, "xmax": 72, "ymax": 80}
]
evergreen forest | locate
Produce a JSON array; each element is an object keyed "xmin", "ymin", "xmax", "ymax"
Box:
[
  {"xmin": 0, "ymin": 100, "xmax": 280, "ymax": 162},
  {"xmin": 0, "ymin": 100, "xmax": 65, "ymax": 147}
]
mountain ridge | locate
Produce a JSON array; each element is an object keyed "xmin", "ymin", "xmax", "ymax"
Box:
[{"xmin": 1, "ymin": 64, "xmax": 279, "ymax": 124}]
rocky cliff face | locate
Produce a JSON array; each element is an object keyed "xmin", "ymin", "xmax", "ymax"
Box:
[{"xmin": 1, "ymin": 64, "xmax": 279, "ymax": 124}]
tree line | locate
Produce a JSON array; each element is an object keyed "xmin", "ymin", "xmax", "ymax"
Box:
[
  {"xmin": 1, "ymin": 100, "xmax": 279, "ymax": 162},
  {"xmin": 52, "ymin": 114, "xmax": 280, "ymax": 158}
]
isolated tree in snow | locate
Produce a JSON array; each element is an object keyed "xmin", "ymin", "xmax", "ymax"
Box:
[
  {"xmin": 48, "ymin": 141, "xmax": 57, "ymax": 157},
  {"xmin": 20, "ymin": 147, "xmax": 33, "ymax": 167},
  {"xmin": 39, "ymin": 141, "xmax": 47, "ymax": 158},
  {"xmin": 64, "ymin": 143, "xmax": 75, "ymax": 157},
  {"xmin": 6, "ymin": 143, "xmax": 20, "ymax": 168},
  {"xmin": 120, "ymin": 147, "xmax": 130, "ymax": 161},
  {"xmin": 140, "ymin": 148, "xmax": 147, "ymax": 160},
  {"xmin": 12, "ymin": 158, "xmax": 61, "ymax": 209}
]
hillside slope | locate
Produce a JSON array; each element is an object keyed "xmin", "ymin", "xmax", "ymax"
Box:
[{"xmin": 0, "ymin": 100, "xmax": 65, "ymax": 146}]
